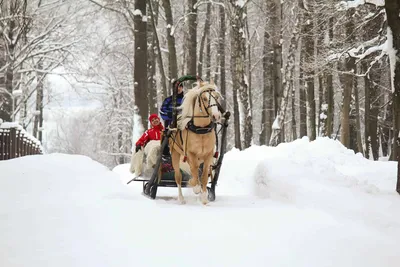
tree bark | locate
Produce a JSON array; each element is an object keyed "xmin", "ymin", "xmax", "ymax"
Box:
[
  {"xmin": 260, "ymin": 16, "xmax": 274, "ymax": 145},
  {"xmin": 270, "ymin": 21, "xmax": 299, "ymax": 146},
  {"xmin": 186, "ymin": 0, "xmax": 197, "ymax": 75},
  {"xmin": 300, "ymin": 0, "xmax": 316, "ymax": 141},
  {"xmin": 269, "ymin": 0, "xmax": 283, "ymax": 142},
  {"xmin": 197, "ymin": 3, "xmax": 211, "ymax": 78},
  {"xmin": 147, "ymin": 0, "xmax": 158, "ymax": 114},
  {"xmin": 218, "ymin": 2, "xmax": 226, "ymax": 111},
  {"xmin": 134, "ymin": 0, "xmax": 148, "ymax": 129},
  {"xmin": 385, "ymin": 0, "xmax": 400, "ymax": 164},
  {"xmin": 339, "ymin": 9, "xmax": 356, "ymax": 149},
  {"xmin": 162, "ymin": 0, "xmax": 178, "ymax": 84},
  {"xmin": 230, "ymin": 1, "xmax": 252, "ymax": 149}
]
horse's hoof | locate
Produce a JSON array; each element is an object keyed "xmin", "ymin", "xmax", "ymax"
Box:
[
  {"xmin": 200, "ymin": 191, "xmax": 208, "ymax": 205},
  {"xmin": 178, "ymin": 197, "xmax": 186, "ymax": 205},
  {"xmin": 193, "ymin": 185, "xmax": 201, "ymax": 194}
]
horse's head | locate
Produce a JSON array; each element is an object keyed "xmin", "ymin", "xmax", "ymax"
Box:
[
  {"xmin": 197, "ymin": 81, "xmax": 222, "ymax": 122},
  {"xmin": 179, "ymin": 81, "xmax": 223, "ymax": 130}
]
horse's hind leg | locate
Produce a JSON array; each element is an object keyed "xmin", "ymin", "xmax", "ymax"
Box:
[{"xmin": 171, "ymin": 150, "xmax": 185, "ymax": 204}]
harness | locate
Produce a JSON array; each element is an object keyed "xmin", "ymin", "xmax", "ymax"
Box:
[{"xmin": 186, "ymin": 120, "xmax": 215, "ymax": 134}]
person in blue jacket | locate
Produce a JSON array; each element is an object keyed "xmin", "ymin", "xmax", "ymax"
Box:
[
  {"xmin": 159, "ymin": 81, "xmax": 184, "ymax": 129},
  {"xmin": 159, "ymin": 81, "xmax": 185, "ymax": 158}
]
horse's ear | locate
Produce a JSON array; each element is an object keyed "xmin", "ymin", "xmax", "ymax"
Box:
[{"xmin": 210, "ymin": 78, "xmax": 214, "ymax": 85}]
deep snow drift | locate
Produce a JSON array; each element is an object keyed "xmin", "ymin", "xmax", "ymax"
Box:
[{"xmin": 1, "ymin": 137, "xmax": 399, "ymax": 267}]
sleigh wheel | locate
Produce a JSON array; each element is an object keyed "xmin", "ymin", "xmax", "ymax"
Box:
[
  {"xmin": 144, "ymin": 182, "xmax": 151, "ymax": 195},
  {"xmin": 149, "ymin": 185, "xmax": 158, "ymax": 199},
  {"xmin": 207, "ymin": 186, "xmax": 215, "ymax": 202}
]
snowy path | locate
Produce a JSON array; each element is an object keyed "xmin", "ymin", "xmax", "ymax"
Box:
[{"xmin": 1, "ymin": 138, "xmax": 400, "ymax": 267}]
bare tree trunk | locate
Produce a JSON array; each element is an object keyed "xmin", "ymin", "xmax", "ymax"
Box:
[
  {"xmin": 186, "ymin": 0, "xmax": 197, "ymax": 75},
  {"xmin": 148, "ymin": 0, "xmax": 167, "ymax": 101},
  {"xmin": 205, "ymin": 34, "xmax": 211, "ymax": 80},
  {"xmin": 134, "ymin": 0, "xmax": 148, "ymax": 129},
  {"xmin": 33, "ymin": 63, "xmax": 44, "ymax": 141},
  {"xmin": 268, "ymin": 0, "xmax": 283, "ymax": 142},
  {"xmin": 299, "ymin": 70, "xmax": 307, "ymax": 137},
  {"xmin": 385, "ymin": 0, "xmax": 400, "ymax": 164},
  {"xmin": 230, "ymin": 1, "xmax": 252, "ymax": 149},
  {"xmin": 147, "ymin": 1, "xmax": 157, "ymax": 114},
  {"xmin": 339, "ymin": 9, "xmax": 356, "ymax": 148},
  {"xmin": 270, "ymin": 23, "xmax": 299, "ymax": 146},
  {"xmin": 364, "ymin": 62, "xmax": 371, "ymax": 159},
  {"xmin": 354, "ymin": 77, "xmax": 363, "ymax": 154},
  {"xmin": 197, "ymin": 3, "xmax": 211, "ymax": 78},
  {"xmin": 300, "ymin": 0, "xmax": 316, "ymax": 141},
  {"xmin": 218, "ymin": 2, "xmax": 226, "ymax": 111},
  {"xmin": 291, "ymin": 76, "xmax": 297, "ymax": 140},
  {"xmin": 260, "ymin": 17, "xmax": 274, "ymax": 145},
  {"xmin": 162, "ymin": 0, "xmax": 178, "ymax": 85}
]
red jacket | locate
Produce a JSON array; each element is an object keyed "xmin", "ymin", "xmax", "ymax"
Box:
[{"xmin": 135, "ymin": 124, "xmax": 164, "ymax": 147}]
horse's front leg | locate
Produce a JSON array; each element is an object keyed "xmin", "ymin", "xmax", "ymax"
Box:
[
  {"xmin": 200, "ymin": 155, "xmax": 213, "ymax": 205},
  {"xmin": 187, "ymin": 153, "xmax": 201, "ymax": 195},
  {"xmin": 171, "ymin": 149, "xmax": 185, "ymax": 204}
]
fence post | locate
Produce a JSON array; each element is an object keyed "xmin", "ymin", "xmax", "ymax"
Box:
[
  {"xmin": 16, "ymin": 130, "xmax": 21, "ymax": 157},
  {"xmin": 0, "ymin": 130, "xmax": 4, "ymax": 160},
  {"xmin": 5, "ymin": 130, "xmax": 10, "ymax": 160},
  {"xmin": 10, "ymin": 127, "xmax": 16, "ymax": 159},
  {"xmin": 23, "ymin": 137, "xmax": 27, "ymax": 157}
]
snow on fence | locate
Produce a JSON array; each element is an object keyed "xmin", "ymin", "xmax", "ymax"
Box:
[{"xmin": 0, "ymin": 122, "xmax": 43, "ymax": 160}]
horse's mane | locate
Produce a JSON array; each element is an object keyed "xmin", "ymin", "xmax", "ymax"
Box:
[{"xmin": 178, "ymin": 82, "xmax": 217, "ymax": 130}]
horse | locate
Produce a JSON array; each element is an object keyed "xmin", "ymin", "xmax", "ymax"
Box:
[{"xmin": 169, "ymin": 81, "xmax": 222, "ymax": 205}]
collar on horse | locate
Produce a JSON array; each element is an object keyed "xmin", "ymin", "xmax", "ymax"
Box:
[{"xmin": 186, "ymin": 119, "xmax": 215, "ymax": 134}]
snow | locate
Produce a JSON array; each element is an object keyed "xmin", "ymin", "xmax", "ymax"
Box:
[
  {"xmin": 272, "ymin": 117, "xmax": 280, "ymax": 129},
  {"xmin": 1, "ymin": 137, "xmax": 400, "ymax": 267},
  {"xmin": 12, "ymin": 89, "xmax": 22, "ymax": 97},
  {"xmin": 338, "ymin": 0, "xmax": 384, "ymax": 10},
  {"xmin": 132, "ymin": 9, "xmax": 142, "ymax": 17},
  {"xmin": 235, "ymin": 0, "xmax": 246, "ymax": 8}
]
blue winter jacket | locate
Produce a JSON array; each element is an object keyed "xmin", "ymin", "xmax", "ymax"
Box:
[{"xmin": 159, "ymin": 92, "xmax": 184, "ymax": 128}]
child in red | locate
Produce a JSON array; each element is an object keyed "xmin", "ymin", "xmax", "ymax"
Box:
[{"xmin": 135, "ymin": 114, "xmax": 164, "ymax": 152}]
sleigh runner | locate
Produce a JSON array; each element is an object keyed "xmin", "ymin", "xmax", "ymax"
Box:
[{"xmin": 127, "ymin": 75, "xmax": 230, "ymax": 203}]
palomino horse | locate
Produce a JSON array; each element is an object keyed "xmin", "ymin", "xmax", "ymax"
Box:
[{"xmin": 169, "ymin": 81, "xmax": 222, "ymax": 205}]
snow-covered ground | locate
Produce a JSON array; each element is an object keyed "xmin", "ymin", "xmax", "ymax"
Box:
[{"xmin": 1, "ymin": 137, "xmax": 399, "ymax": 267}]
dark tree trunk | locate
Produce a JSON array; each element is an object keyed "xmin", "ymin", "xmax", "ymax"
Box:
[
  {"xmin": 230, "ymin": 1, "xmax": 252, "ymax": 149},
  {"xmin": 147, "ymin": 1, "xmax": 158, "ymax": 114},
  {"xmin": 134, "ymin": 0, "xmax": 148, "ymax": 129},
  {"xmin": 339, "ymin": 9, "xmax": 356, "ymax": 149},
  {"xmin": 385, "ymin": 0, "xmax": 400, "ymax": 192},
  {"xmin": 186, "ymin": 0, "xmax": 197, "ymax": 75},
  {"xmin": 33, "ymin": 63, "xmax": 44, "ymax": 141},
  {"xmin": 162, "ymin": 0, "xmax": 178, "ymax": 85},
  {"xmin": 197, "ymin": 3, "xmax": 211, "ymax": 78},
  {"xmin": 385, "ymin": 0, "xmax": 400, "ymax": 164},
  {"xmin": 260, "ymin": 17, "xmax": 274, "ymax": 145},
  {"xmin": 218, "ymin": 2, "xmax": 226, "ymax": 111},
  {"xmin": 300, "ymin": 0, "xmax": 316, "ymax": 141}
]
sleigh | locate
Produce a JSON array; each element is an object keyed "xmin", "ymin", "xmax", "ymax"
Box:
[{"xmin": 127, "ymin": 75, "xmax": 230, "ymax": 202}]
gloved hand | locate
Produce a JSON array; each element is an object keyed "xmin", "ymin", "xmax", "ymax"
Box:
[{"xmin": 135, "ymin": 145, "xmax": 142, "ymax": 153}]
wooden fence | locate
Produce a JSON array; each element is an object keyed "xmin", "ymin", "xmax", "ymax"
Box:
[{"xmin": 0, "ymin": 126, "xmax": 42, "ymax": 160}]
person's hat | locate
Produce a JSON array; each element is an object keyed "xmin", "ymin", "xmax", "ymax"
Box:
[{"xmin": 149, "ymin": 114, "xmax": 160, "ymax": 122}]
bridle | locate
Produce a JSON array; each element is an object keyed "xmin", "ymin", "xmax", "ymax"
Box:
[{"xmin": 193, "ymin": 87, "xmax": 222, "ymax": 121}]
